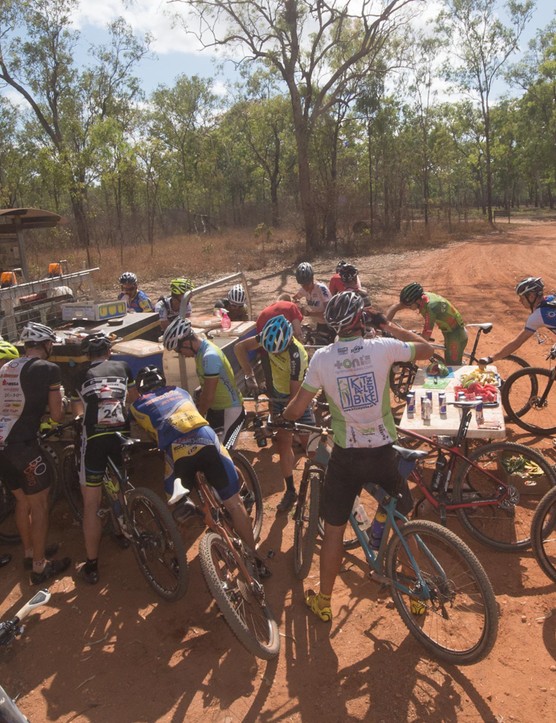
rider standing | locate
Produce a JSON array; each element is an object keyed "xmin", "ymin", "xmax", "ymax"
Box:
[
  {"xmin": 387, "ymin": 282, "xmax": 467, "ymax": 365},
  {"xmin": 282, "ymin": 292, "xmax": 433, "ymax": 621},
  {"xmin": 117, "ymin": 272, "xmax": 154, "ymax": 313},
  {"xmin": 292, "ymin": 262, "xmax": 332, "ymax": 337},
  {"xmin": 70, "ymin": 333, "xmax": 138, "ymax": 584},
  {"xmin": 0, "ymin": 324, "xmax": 71, "ymax": 584}
]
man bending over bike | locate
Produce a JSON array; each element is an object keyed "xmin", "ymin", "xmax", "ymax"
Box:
[
  {"xmin": 130, "ymin": 366, "xmax": 268, "ymax": 576},
  {"xmin": 479, "ymin": 277, "xmax": 555, "ymax": 365},
  {"xmin": 387, "ymin": 282, "xmax": 467, "ymax": 365},
  {"xmin": 70, "ymin": 333, "xmax": 138, "ymax": 584},
  {"xmin": 282, "ymin": 292, "xmax": 433, "ymax": 621}
]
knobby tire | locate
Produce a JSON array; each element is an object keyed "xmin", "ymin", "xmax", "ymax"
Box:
[
  {"xmin": 502, "ymin": 367, "xmax": 556, "ymax": 435},
  {"xmin": 230, "ymin": 450, "xmax": 263, "ymax": 542},
  {"xmin": 530, "ymin": 485, "xmax": 556, "ymax": 583},
  {"xmin": 293, "ymin": 469, "xmax": 321, "ymax": 579}
]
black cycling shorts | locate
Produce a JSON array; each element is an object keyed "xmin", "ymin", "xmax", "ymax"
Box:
[
  {"xmin": 81, "ymin": 433, "xmax": 123, "ymax": 487},
  {"xmin": 321, "ymin": 443, "xmax": 413, "ymax": 527},
  {"xmin": 1, "ymin": 442, "xmax": 53, "ymax": 496}
]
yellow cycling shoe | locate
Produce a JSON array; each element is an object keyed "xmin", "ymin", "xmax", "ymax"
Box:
[
  {"xmin": 409, "ymin": 597, "xmax": 427, "ymax": 615},
  {"xmin": 305, "ymin": 591, "xmax": 332, "ymax": 622}
]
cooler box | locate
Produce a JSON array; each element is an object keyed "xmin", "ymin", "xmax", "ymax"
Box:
[
  {"xmin": 111, "ymin": 339, "xmax": 164, "ymax": 377},
  {"xmin": 62, "ymin": 300, "xmax": 127, "ymax": 321}
]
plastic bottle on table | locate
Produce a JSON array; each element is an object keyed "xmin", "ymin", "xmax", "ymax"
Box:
[
  {"xmin": 220, "ymin": 309, "xmax": 231, "ymax": 330},
  {"xmin": 369, "ymin": 509, "xmax": 388, "ymax": 551}
]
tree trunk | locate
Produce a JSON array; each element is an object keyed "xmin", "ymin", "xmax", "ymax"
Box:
[{"xmin": 69, "ymin": 189, "xmax": 92, "ymax": 268}]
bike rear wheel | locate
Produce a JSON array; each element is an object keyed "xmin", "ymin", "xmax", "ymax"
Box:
[
  {"xmin": 389, "ymin": 362, "xmax": 418, "ymax": 402},
  {"xmin": 199, "ymin": 531, "xmax": 280, "ymax": 659},
  {"xmin": 127, "ymin": 487, "xmax": 188, "ymax": 601},
  {"xmin": 385, "ymin": 520, "xmax": 498, "ymax": 665},
  {"xmin": 502, "ymin": 367, "xmax": 556, "ymax": 435},
  {"xmin": 454, "ymin": 441, "xmax": 556, "ymax": 551},
  {"xmin": 293, "ymin": 468, "xmax": 321, "ymax": 579},
  {"xmin": 530, "ymin": 485, "xmax": 556, "ymax": 583},
  {"xmin": 230, "ymin": 451, "xmax": 263, "ymax": 542}
]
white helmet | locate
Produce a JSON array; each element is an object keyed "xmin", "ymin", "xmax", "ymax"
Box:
[
  {"xmin": 20, "ymin": 322, "xmax": 59, "ymax": 344},
  {"xmin": 162, "ymin": 316, "xmax": 194, "ymax": 351},
  {"xmin": 228, "ymin": 284, "xmax": 246, "ymax": 306}
]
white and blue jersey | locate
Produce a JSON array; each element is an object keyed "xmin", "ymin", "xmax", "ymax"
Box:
[{"xmin": 525, "ymin": 296, "xmax": 556, "ymax": 334}]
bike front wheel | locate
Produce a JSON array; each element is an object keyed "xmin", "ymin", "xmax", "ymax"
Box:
[
  {"xmin": 230, "ymin": 451, "xmax": 263, "ymax": 542},
  {"xmin": 127, "ymin": 487, "xmax": 188, "ymax": 601},
  {"xmin": 385, "ymin": 520, "xmax": 498, "ymax": 665},
  {"xmin": 294, "ymin": 468, "xmax": 321, "ymax": 579},
  {"xmin": 502, "ymin": 367, "xmax": 556, "ymax": 435},
  {"xmin": 531, "ymin": 485, "xmax": 556, "ymax": 583},
  {"xmin": 199, "ymin": 531, "xmax": 280, "ymax": 659},
  {"xmin": 454, "ymin": 441, "xmax": 556, "ymax": 551}
]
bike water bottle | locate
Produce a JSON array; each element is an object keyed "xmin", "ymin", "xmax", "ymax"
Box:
[
  {"xmin": 369, "ymin": 509, "xmax": 387, "ymax": 551},
  {"xmin": 220, "ymin": 309, "xmax": 231, "ymax": 330},
  {"xmin": 353, "ymin": 496, "xmax": 371, "ymax": 530},
  {"xmin": 431, "ymin": 451, "xmax": 448, "ymax": 492}
]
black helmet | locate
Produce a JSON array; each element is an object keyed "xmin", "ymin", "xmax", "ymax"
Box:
[
  {"xmin": 324, "ymin": 291, "xmax": 364, "ymax": 333},
  {"xmin": 81, "ymin": 333, "xmax": 112, "ymax": 356},
  {"xmin": 119, "ymin": 271, "xmax": 137, "ymax": 286},
  {"xmin": 335, "ymin": 260, "xmax": 347, "ymax": 272},
  {"xmin": 136, "ymin": 365, "xmax": 166, "ymax": 393},
  {"xmin": 515, "ymin": 277, "xmax": 544, "ymax": 296},
  {"xmin": 400, "ymin": 282, "xmax": 424, "ymax": 305},
  {"xmin": 295, "ymin": 262, "xmax": 314, "ymax": 284},
  {"xmin": 339, "ymin": 264, "xmax": 358, "ymax": 283}
]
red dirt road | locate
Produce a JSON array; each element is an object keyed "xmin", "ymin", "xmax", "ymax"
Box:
[{"xmin": 1, "ymin": 220, "xmax": 556, "ymax": 722}]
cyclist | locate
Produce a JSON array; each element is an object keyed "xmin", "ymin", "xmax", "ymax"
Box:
[
  {"xmin": 328, "ymin": 262, "xmax": 362, "ymax": 296},
  {"xmin": 161, "ymin": 317, "xmax": 245, "ymax": 447},
  {"xmin": 0, "ymin": 324, "xmax": 71, "ymax": 584},
  {"xmin": 117, "ymin": 272, "xmax": 154, "ymax": 313},
  {"xmin": 282, "ymin": 292, "xmax": 433, "ymax": 621},
  {"xmin": 479, "ymin": 277, "xmax": 556, "ymax": 365},
  {"xmin": 235, "ymin": 315, "xmax": 314, "ymax": 512},
  {"xmin": 292, "ymin": 262, "xmax": 333, "ymax": 341},
  {"xmin": 256, "ymin": 293, "xmax": 304, "ymax": 340},
  {"xmin": 387, "ymin": 282, "xmax": 467, "ymax": 366},
  {"xmin": 155, "ymin": 278, "xmax": 194, "ymax": 330},
  {"xmin": 130, "ymin": 365, "xmax": 269, "ymax": 575},
  {"xmin": 214, "ymin": 284, "xmax": 249, "ymax": 321},
  {"xmin": 69, "ymin": 332, "xmax": 138, "ymax": 585}
]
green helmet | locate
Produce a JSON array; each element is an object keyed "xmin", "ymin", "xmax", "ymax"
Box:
[
  {"xmin": 170, "ymin": 278, "xmax": 194, "ymax": 295},
  {"xmin": 426, "ymin": 360, "xmax": 450, "ymax": 378}
]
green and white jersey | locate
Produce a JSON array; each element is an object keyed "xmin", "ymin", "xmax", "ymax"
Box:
[{"xmin": 302, "ymin": 336, "xmax": 415, "ymax": 448}]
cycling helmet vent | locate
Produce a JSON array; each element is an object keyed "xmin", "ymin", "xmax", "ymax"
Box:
[
  {"xmin": 119, "ymin": 271, "xmax": 138, "ymax": 285},
  {"xmin": 81, "ymin": 333, "xmax": 112, "ymax": 356},
  {"xmin": 170, "ymin": 278, "xmax": 194, "ymax": 295},
  {"xmin": 324, "ymin": 292, "xmax": 364, "ymax": 333},
  {"xmin": 227, "ymin": 284, "xmax": 246, "ymax": 306},
  {"xmin": 0, "ymin": 340, "xmax": 19, "ymax": 360},
  {"xmin": 515, "ymin": 276, "xmax": 543, "ymax": 296},
  {"xmin": 400, "ymin": 282, "xmax": 424, "ymax": 305},
  {"xmin": 260, "ymin": 315, "xmax": 293, "ymax": 353},
  {"xmin": 136, "ymin": 365, "xmax": 166, "ymax": 393},
  {"xmin": 339, "ymin": 263, "xmax": 358, "ymax": 283},
  {"xmin": 20, "ymin": 322, "xmax": 59, "ymax": 344},
  {"xmin": 295, "ymin": 262, "xmax": 314, "ymax": 284},
  {"xmin": 162, "ymin": 316, "xmax": 194, "ymax": 351}
]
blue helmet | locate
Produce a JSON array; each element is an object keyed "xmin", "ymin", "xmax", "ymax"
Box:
[{"xmin": 260, "ymin": 315, "xmax": 293, "ymax": 353}]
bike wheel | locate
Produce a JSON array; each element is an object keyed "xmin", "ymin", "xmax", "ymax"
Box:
[
  {"xmin": 61, "ymin": 444, "xmax": 83, "ymax": 522},
  {"xmin": 127, "ymin": 487, "xmax": 188, "ymax": 601},
  {"xmin": 531, "ymin": 485, "xmax": 556, "ymax": 583},
  {"xmin": 454, "ymin": 441, "xmax": 556, "ymax": 551},
  {"xmin": 385, "ymin": 520, "xmax": 498, "ymax": 665},
  {"xmin": 502, "ymin": 367, "xmax": 556, "ymax": 435},
  {"xmin": 0, "ymin": 479, "xmax": 19, "ymax": 543},
  {"xmin": 199, "ymin": 530, "xmax": 280, "ymax": 659},
  {"xmin": 389, "ymin": 362, "xmax": 417, "ymax": 402},
  {"xmin": 293, "ymin": 469, "xmax": 321, "ymax": 579},
  {"xmin": 230, "ymin": 451, "xmax": 263, "ymax": 542}
]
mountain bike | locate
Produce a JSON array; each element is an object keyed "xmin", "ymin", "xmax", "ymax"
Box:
[
  {"xmin": 268, "ymin": 419, "xmax": 498, "ymax": 665},
  {"xmin": 59, "ymin": 418, "xmax": 188, "ymax": 601},
  {"xmin": 389, "ymin": 323, "xmax": 529, "ymax": 403},
  {"xmin": 397, "ymin": 400, "xmax": 556, "ymax": 550},
  {"xmin": 530, "ymin": 485, "xmax": 556, "ymax": 583},
  {"xmin": 501, "ymin": 342, "xmax": 556, "ymax": 435},
  {"xmin": 168, "ymin": 472, "xmax": 280, "ymax": 660}
]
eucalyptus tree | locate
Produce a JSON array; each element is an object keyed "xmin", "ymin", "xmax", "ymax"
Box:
[
  {"xmin": 436, "ymin": 0, "xmax": 535, "ymax": 222},
  {"xmin": 171, "ymin": 0, "xmax": 422, "ymax": 251},
  {"xmin": 0, "ymin": 0, "xmax": 150, "ymax": 263}
]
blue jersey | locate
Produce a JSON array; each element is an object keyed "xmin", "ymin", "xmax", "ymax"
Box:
[{"xmin": 524, "ymin": 296, "xmax": 556, "ymax": 333}]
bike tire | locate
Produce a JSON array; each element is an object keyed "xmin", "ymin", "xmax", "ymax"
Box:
[
  {"xmin": 453, "ymin": 441, "xmax": 556, "ymax": 551},
  {"xmin": 199, "ymin": 530, "xmax": 280, "ymax": 659},
  {"xmin": 385, "ymin": 519, "xmax": 498, "ymax": 665},
  {"xmin": 61, "ymin": 444, "xmax": 83, "ymax": 522},
  {"xmin": 293, "ymin": 469, "xmax": 321, "ymax": 579},
  {"xmin": 127, "ymin": 487, "xmax": 189, "ymax": 602},
  {"xmin": 389, "ymin": 362, "xmax": 418, "ymax": 402},
  {"xmin": 502, "ymin": 367, "xmax": 556, "ymax": 435},
  {"xmin": 530, "ymin": 485, "xmax": 556, "ymax": 583},
  {"xmin": 230, "ymin": 450, "xmax": 263, "ymax": 542}
]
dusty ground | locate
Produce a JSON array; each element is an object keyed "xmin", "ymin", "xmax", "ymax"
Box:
[{"xmin": 2, "ymin": 220, "xmax": 556, "ymax": 722}]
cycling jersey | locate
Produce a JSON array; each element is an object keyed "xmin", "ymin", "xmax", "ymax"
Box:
[
  {"xmin": 259, "ymin": 336, "xmax": 308, "ymax": 396},
  {"xmin": 302, "ymin": 336, "xmax": 415, "ymax": 448},
  {"xmin": 195, "ymin": 339, "xmax": 243, "ymax": 410},
  {"xmin": 524, "ymin": 296, "xmax": 556, "ymax": 333},
  {"xmin": 328, "ymin": 274, "xmax": 362, "ymax": 296},
  {"xmin": 256, "ymin": 301, "xmax": 303, "ymax": 334},
  {"xmin": 155, "ymin": 295, "xmax": 192, "ymax": 323},
  {"xmin": 118, "ymin": 289, "xmax": 154, "ymax": 313},
  {"xmin": 419, "ymin": 292, "xmax": 464, "ymax": 334},
  {"xmin": 295, "ymin": 281, "xmax": 331, "ymax": 321}
]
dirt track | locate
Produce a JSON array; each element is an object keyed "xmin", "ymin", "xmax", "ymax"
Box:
[{"xmin": 1, "ymin": 220, "xmax": 556, "ymax": 722}]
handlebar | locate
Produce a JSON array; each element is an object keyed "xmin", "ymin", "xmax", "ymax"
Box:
[{"xmin": 39, "ymin": 415, "xmax": 82, "ymax": 440}]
